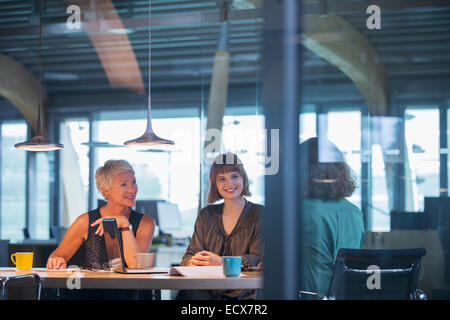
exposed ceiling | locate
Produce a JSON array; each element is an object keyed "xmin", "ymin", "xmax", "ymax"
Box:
[{"xmin": 0, "ymin": 0, "xmax": 449, "ymax": 116}]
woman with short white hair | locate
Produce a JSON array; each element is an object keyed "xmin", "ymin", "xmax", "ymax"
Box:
[{"xmin": 47, "ymin": 159, "xmax": 155, "ymax": 270}]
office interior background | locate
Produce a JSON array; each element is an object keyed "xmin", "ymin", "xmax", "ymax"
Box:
[{"xmin": 0, "ymin": 0, "xmax": 450, "ymax": 299}]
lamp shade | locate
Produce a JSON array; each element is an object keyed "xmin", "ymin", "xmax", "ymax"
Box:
[
  {"xmin": 15, "ymin": 135, "xmax": 64, "ymax": 151},
  {"xmin": 124, "ymin": 131, "xmax": 174, "ymax": 146}
]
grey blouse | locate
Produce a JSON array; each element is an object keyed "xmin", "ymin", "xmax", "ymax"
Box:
[
  {"xmin": 181, "ymin": 200, "xmax": 264, "ymax": 269},
  {"xmin": 179, "ymin": 200, "xmax": 263, "ymax": 300}
]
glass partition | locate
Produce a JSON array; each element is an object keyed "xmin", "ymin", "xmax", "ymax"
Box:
[
  {"xmin": 1, "ymin": 0, "xmax": 449, "ymax": 301},
  {"xmin": 298, "ymin": 1, "xmax": 450, "ymax": 300}
]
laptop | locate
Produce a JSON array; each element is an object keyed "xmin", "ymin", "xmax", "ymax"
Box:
[{"xmin": 102, "ymin": 218, "xmax": 169, "ymax": 274}]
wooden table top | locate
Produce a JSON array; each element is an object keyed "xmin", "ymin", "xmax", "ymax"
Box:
[{"xmin": 0, "ymin": 268, "xmax": 263, "ymax": 290}]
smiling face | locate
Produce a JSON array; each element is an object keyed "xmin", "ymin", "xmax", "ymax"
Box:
[
  {"xmin": 207, "ymin": 153, "xmax": 251, "ymax": 203},
  {"xmin": 104, "ymin": 170, "xmax": 138, "ymax": 207},
  {"xmin": 215, "ymin": 171, "xmax": 244, "ymax": 201}
]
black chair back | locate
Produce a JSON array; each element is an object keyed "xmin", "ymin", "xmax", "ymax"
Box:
[
  {"xmin": 327, "ymin": 248, "xmax": 426, "ymax": 300},
  {"xmin": 0, "ymin": 273, "xmax": 41, "ymax": 300},
  {"xmin": 0, "ymin": 240, "xmax": 9, "ymax": 267}
]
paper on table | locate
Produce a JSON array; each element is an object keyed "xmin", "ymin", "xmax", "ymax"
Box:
[
  {"xmin": 170, "ymin": 266, "xmax": 223, "ymax": 277},
  {"xmin": 33, "ymin": 267, "xmax": 82, "ymax": 272},
  {"xmin": 169, "ymin": 266, "xmax": 242, "ymax": 277}
]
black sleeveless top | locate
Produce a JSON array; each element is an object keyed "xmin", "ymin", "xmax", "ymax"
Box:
[{"xmin": 68, "ymin": 207, "xmax": 143, "ymax": 270}]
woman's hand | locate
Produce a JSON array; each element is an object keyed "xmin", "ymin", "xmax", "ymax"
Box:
[
  {"xmin": 188, "ymin": 251, "xmax": 222, "ymax": 266},
  {"xmin": 46, "ymin": 256, "xmax": 67, "ymax": 269},
  {"xmin": 91, "ymin": 216, "xmax": 130, "ymax": 236}
]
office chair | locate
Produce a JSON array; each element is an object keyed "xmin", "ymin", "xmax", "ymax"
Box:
[
  {"xmin": 0, "ymin": 240, "xmax": 9, "ymax": 267},
  {"xmin": 299, "ymin": 248, "xmax": 427, "ymax": 300},
  {"xmin": 0, "ymin": 273, "xmax": 42, "ymax": 300}
]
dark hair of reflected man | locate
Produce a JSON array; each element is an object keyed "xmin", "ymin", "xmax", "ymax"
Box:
[
  {"xmin": 207, "ymin": 152, "xmax": 251, "ymax": 203},
  {"xmin": 300, "ymin": 137, "xmax": 356, "ymax": 200}
]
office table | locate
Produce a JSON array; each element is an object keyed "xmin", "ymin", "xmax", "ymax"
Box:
[{"xmin": 0, "ymin": 268, "xmax": 263, "ymax": 291}]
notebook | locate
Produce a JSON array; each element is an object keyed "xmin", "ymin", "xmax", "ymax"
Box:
[
  {"xmin": 169, "ymin": 266, "xmax": 225, "ymax": 277},
  {"xmin": 102, "ymin": 218, "xmax": 169, "ymax": 274},
  {"xmin": 169, "ymin": 266, "xmax": 243, "ymax": 277}
]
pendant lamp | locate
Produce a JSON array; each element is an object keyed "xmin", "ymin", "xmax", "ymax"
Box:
[
  {"xmin": 124, "ymin": 0, "xmax": 174, "ymax": 146},
  {"xmin": 15, "ymin": 0, "xmax": 63, "ymax": 151}
]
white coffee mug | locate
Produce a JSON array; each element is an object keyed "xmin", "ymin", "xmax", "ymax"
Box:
[{"xmin": 135, "ymin": 253, "xmax": 155, "ymax": 269}]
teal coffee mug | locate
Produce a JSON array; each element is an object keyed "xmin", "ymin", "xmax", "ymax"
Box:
[{"xmin": 222, "ymin": 256, "xmax": 242, "ymax": 277}]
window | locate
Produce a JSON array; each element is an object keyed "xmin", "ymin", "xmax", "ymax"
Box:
[
  {"xmin": 404, "ymin": 108, "xmax": 440, "ymax": 211},
  {"xmin": 299, "ymin": 112, "xmax": 317, "ymax": 143},
  {"xmin": 1, "ymin": 122, "xmax": 27, "ymax": 241},
  {"xmin": 33, "ymin": 153, "xmax": 50, "ymax": 239},
  {"xmin": 60, "ymin": 119, "xmax": 90, "ymax": 226},
  {"xmin": 326, "ymin": 110, "xmax": 362, "ymax": 209},
  {"xmin": 370, "ymin": 142, "xmax": 390, "ymax": 231},
  {"xmin": 222, "ymin": 114, "xmax": 265, "ymax": 205}
]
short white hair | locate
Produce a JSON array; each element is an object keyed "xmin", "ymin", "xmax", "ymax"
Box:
[{"xmin": 95, "ymin": 159, "xmax": 135, "ymax": 198}]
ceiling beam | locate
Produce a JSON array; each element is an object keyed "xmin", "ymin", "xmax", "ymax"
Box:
[
  {"xmin": 302, "ymin": 14, "xmax": 388, "ymax": 116},
  {"xmin": 0, "ymin": 53, "xmax": 41, "ymax": 133},
  {"xmin": 68, "ymin": 0, "xmax": 145, "ymax": 94},
  {"xmin": 1, "ymin": 0, "xmax": 450, "ymax": 37},
  {"xmin": 0, "ymin": 8, "xmax": 262, "ymax": 37}
]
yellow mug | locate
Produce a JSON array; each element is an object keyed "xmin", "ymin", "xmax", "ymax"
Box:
[{"xmin": 11, "ymin": 252, "xmax": 34, "ymax": 270}]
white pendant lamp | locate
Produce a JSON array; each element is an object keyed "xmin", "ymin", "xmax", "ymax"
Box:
[
  {"xmin": 15, "ymin": 0, "xmax": 63, "ymax": 152},
  {"xmin": 14, "ymin": 128, "xmax": 64, "ymax": 151},
  {"xmin": 124, "ymin": 0, "xmax": 174, "ymax": 146}
]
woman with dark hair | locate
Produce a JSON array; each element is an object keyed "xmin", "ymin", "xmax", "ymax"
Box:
[
  {"xmin": 177, "ymin": 152, "xmax": 263, "ymax": 300},
  {"xmin": 299, "ymin": 137, "xmax": 365, "ymax": 298}
]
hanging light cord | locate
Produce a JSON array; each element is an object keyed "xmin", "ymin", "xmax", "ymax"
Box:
[
  {"xmin": 147, "ymin": 0, "xmax": 152, "ymax": 122},
  {"xmin": 123, "ymin": 0, "xmax": 174, "ymax": 145},
  {"xmin": 36, "ymin": 0, "xmax": 43, "ymax": 136}
]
